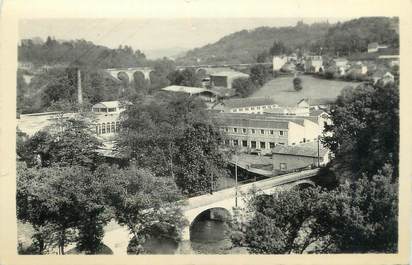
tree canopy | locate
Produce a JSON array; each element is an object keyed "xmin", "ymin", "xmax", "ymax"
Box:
[{"xmin": 115, "ymin": 94, "xmax": 229, "ymax": 195}]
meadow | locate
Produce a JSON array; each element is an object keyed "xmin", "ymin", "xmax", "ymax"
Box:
[{"xmin": 251, "ymin": 75, "xmax": 359, "ymax": 106}]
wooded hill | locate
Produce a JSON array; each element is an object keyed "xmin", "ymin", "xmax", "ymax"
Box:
[{"xmin": 177, "ymin": 17, "xmax": 399, "ymax": 65}]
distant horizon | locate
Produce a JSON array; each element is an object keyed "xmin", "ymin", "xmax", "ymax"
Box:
[{"xmin": 19, "ymin": 17, "xmax": 353, "ymax": 59}]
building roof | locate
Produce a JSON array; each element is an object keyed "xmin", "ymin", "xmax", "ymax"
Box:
[
  {"xmin": 213, "ymin": 113, "xmax": 320, "ymax": 129},
  {"xmin": 209, "ymin": 70, "xmax": 249, "ymax": 79},
  {"xmin": 162, "ymin": 85, "xmax": 216, "ymax": 95},
  {"xmin": 309, "ymin": 109, "xmax": 329, "ymax": 117},
  {"xmin": 92, "ymin": 101, "xmax": 131, "ymax": 109},
  {"xmin": 272, "ymin": 141, "xmax": 329, "ymax": 158},
  {"xmin": 224, "ymin": 97, "xmax": 278, "ymax": 109},
  {"xmin": 215, "ymin": 115, "xmax": 291, "ymax": 130}
]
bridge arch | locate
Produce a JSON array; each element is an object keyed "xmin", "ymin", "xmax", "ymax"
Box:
[
  {"xmin": 288, "ymin": 180, "xmax": 316, "ymax": 190},
  {"xmin": 189, "ymin": 207, "xmax": 232, "ymax": 242},
  {"xmin": 117, "ymin": 71, "xmax": 130, "ymax": 83}
]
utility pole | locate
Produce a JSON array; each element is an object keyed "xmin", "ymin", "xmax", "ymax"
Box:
[
  {"xmin": 235, "ymin": 153, "xmax": 238, "ymax": 208},
  {"xmin": 317, "ymin": 136, "xmax": 320, "ymax": 167},
  {"xmin": 77, "ymin": 68, "xmax": 83, "ymax": 105}
]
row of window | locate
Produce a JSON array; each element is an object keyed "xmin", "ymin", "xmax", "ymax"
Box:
[
  {"xmin": 96, "ymin": 121, "xmax": 121, "ymax": 135},
  {"xmin": 224, "ymin": 127, "xmax": 284, "ymax": 136},
  {"xmin": 223, "ymin": 139, "xmax": 285, "ymax": 149},
  {"xmin": 231, "ymin": 105, "xmax": 277, "ymax": 112}
]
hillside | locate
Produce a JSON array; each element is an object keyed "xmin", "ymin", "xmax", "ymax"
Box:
[
  {"xmin": 176, "ymin": 22, "xmax": 331, "ymax": 65},
  {"xmin": 177, "ymin": 17, "xmax": 399, "ymax": 65}
]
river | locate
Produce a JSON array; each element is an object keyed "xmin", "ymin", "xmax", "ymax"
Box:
[{"xmin": 142, "ymin": 219, "xmax": 248, "ymax": 254}]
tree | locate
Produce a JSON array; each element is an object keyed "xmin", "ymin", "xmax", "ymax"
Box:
[
  {"xmin": 17, "ymin": 164, "xmax": 110, "ymax": 254},
  {"xmin": 116, "ymin": 94, "xmax": 229, "ymax": 195},
  {"xmin": 98, "ymin": 164, "xmax": 187, "ymax": 254},
  {"xmin": 323, "ymin": 83, "xmax": 399, "ymax": 181},
  {"xmin": 269, "ymin": 40, "xmax": 288, "ymax": 56},
  {"xmin": 232, "ymin": 77, "xmax": 257, "ymax": 98},
  {"xmin": 231, "ymin": 186, "xmax": 329, "ymax": 254},
  {"xmin": 19, "ymin": 117, "xmax": 103, "ymax": 169},
  {"xmin": 316, "ymin": 165, "xmax": 398, "ymax": 253},
  {"xmin": 249, "ymin": 65, "xmax": 271, "ymax": 87},
  {"xmin": 167, "ymin": 68, "xmax": 201, "ymax": 87},
  {"xmin": 293, "ymin": 77, "xmax": 303, "ymax": 91}
]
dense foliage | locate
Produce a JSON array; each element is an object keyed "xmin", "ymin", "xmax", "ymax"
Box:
[
  {"xmin": 233, "ymin": 167, "xmax": 398, "ymax": 254},
  {"xmin": 323, "ymin": 82, "xmax": 399, "ymax": 182},
  {"xmin": 19, "ymin": 37, "xmax": 147, "ymax": 68},
  {"xmin": 115, "ymin": 94, "xmax": 229, "ymax": 195}
]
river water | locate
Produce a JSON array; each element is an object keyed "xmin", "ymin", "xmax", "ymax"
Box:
[{"xmin": 143, "ymin": 219, "xmax": 247, "ymax": 254}]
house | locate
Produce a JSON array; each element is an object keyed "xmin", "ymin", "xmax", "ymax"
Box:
[
  {"xmin": 209, "ymin": 70, "xmax": 249, "ymax": 89},
  {"xmin": 368, "ymin": 42, "xmax": 389, "ymax": 53},
  {"xmin": 263, "ymin": 99, "xmax": 310, "ymax": 116},
  {"xmin": 214, "ymin": 112, "xmax": 321, "ymax": 155},
  {"xmin": 18, "ymin": 61, "xmax": 34, "ymax": 71},
  {"xmin": 223, "ymin": 97, "xmax": 279, "ymax": 114},
  {"xmin": 91, "ymin": 101, "xmax": 131, "ymax": 137},
  {"xmin": 372, "ymin": 70, "xmax": 394, "ymax": 85},
  {"xmin": 272, "ymin": 142, "xmax": 330, "ymax": 171},
  {"xmin": 349, "ymin": 61, "xmax": 368, "ymax": 75},
  {"xmin": 332, "ymin": 58, "xmax": 348, "ymax": 68},
  {"xmin": 305, "ymin": 56, "xmax": 323, "ymax": 73},
  {"xmin": 272, "ymin": 56, "xmax": 288, "ymax": 71}
]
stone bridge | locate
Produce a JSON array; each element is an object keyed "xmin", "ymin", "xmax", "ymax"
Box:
[
  {"xmin": 105, "ymin": 67, "xmax": 155, "ymax": 83},
  {"xmin": 101, "ymin": 168, "xmax": 319, "ymax": 255}
]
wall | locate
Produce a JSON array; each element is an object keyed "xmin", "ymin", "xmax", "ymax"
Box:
[{"xmin": 287, "ymin": 122, "xmax": 305, "ymax": 145}]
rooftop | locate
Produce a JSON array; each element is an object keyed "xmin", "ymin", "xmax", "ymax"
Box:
[
  {"xmin": 162, "ymin": 85, "xmax": 216, "ymax": 95},
  {"xmin": 224, "ymin": 97, "xmax": 278, "ymax": 109},
  {"xmin": 92, "ymin": 100, "xmax": 131, "ymax": 109},
  {"xmin": 272, "ymin": 141, "xmax": 329, "ymax": 158},
  {"xmin": 209, "ymin": 70, "xmax": 249, "ymax": 79}
]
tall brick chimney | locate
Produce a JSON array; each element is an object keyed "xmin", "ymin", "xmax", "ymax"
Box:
[{"xmin": 77, "ymin": 68, "xmax": 83, "ymax": 104}]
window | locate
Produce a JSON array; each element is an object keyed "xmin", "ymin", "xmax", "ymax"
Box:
[
  {"xmin": 279, "ymin": 130, "xmax": 284, "ymax": 136},
  {"xmin": 269, "ymin": 142, "xmax": 275, "ymax": 148},
  {"xmin": 95, "ymin": 125, "xmax": 99, "ymax": 135},
  {"xmin": 107, "ymin": 123, "xmax": 112, "ymax": 133},
  {"xmin": 260, "ymin": 142, "xmax": 266, "ymax": 149},
  {"xmin": 232, "ymin": 109, "xmax": 237, "ymax": 112},
  {"xmin": 261, "ymin": 129, "xmax": 265, "ymax": 135},
  {"xmin": 239, "ymin": 108, "xmax": 243, "ymax": 111},
  {"xmin": 251, "ymin": 107, "xmax": 255, "ymax": 110},
  {"xmin": 242, "ymin": 128, "xmax": 247, "ymax": 134},
  {"xmin": 251, "ymin": 129, "xmax": 255, "ymax": 134},
  {"xmin": 280, "ymin": 163, "xmax": 287, "ymax": 171},
  {"xmin": 225, "ymin": 128, "xmax": 229, "ymax": 132},
  {"xmin": 111, "ymin": 122, "xmax": 115, "ymax": 132},
  {"xmin": 224, "ymin": 140, "xmax": 230, "ymax": 146},
  {"xmin": 115, "ymin": 122, "xmax": 119, "ymax": 132},
  {"xmin": 108, "ymin": 108, "xmax": 116, "ymax": 112},
  {"xmin": 233, "ymin": 128, "xmax": 238, "ymax": 133},
  {"xmin": 242, "ymin": 140, "xmax": 248, "ymax": 147},
  {"xmin": 101, "ymin": 123, "xmax": 106, "ymax": 134},
  {"xmin": 245, "ymin": 108, "xmax": 250, "ymax": 111},
  {"xmin": 270, "ymin": 130, "xmax": 274, "ymax": 135},
  {"xmin": 251, "ymin": 141, "xmax": 257, "ymax": 148},
  {"xmin": 233, "ymin": 139, "xmax": 239, "ymax": 146},
  {"xmin": 257, "ymin": 106, "xmax": 261, "ymax": 110}
]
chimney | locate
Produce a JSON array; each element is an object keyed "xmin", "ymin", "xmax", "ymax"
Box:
[{"xmin": 77, "ymin": 68, "xmax": 83, "ymax": 104}]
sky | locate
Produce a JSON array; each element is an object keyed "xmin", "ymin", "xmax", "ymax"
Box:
[{"xmin": 19, "ymin": 18, "xmax": 351, "ymax": 58}]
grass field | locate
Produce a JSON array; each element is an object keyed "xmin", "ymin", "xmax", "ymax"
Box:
[{"xmin": 252, "ymin": 75, "xmax": 359, "ymax": 106}]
